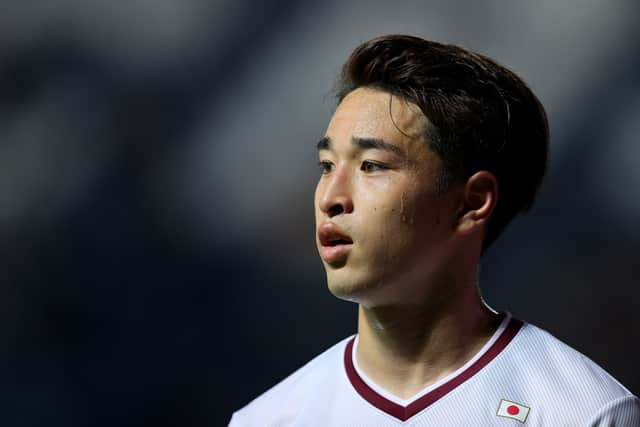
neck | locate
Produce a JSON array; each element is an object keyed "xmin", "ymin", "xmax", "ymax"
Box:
[{"xmin": 355, "ymin": 278, "xmax": 501, "ymax": 400}]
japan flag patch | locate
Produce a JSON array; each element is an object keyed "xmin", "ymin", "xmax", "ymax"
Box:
[{"xmin": 496, "ymin": 399, "xmax": 530, "ymax": 423}]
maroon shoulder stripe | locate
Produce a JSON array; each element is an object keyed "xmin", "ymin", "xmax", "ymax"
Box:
[{"xmin": 344, "ymin": 317, "xmax": 524, "ymax": 422}]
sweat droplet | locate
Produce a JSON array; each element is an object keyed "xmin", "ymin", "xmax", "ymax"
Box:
[{"xmin": 400, "ymin": 193, "xmax": 407, "ymax": 222}]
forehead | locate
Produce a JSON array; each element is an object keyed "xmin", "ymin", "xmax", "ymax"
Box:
[{"xmin": 327, "ymin": 87, "xmax": 428, "ymax": 144}]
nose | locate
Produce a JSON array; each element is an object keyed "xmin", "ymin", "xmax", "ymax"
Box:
[{"xmin": 316, "ymin": 167, "xmax": 354, "ymax": 217}]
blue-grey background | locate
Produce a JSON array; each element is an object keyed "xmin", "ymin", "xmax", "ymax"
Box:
[{"xmin": 1, "ymin": 1, "xmax": 638, "ymax": 425}]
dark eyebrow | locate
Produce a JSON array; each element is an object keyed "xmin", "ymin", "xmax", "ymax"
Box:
[
  {"xmin": 316, "ymin": 136, "xmax": 330, "ymax": 151},
  {"xmin": 351, "ymin": 137, "xmax": 403, "ymax": 155},
  {"xmin": 317, "ymin": 136, "xmax": 403, "ymax": 156}
]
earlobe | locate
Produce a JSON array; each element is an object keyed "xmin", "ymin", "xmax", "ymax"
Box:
[{"xmin": 457, "ymin": 171, "xmax": 498, "ymax": 231}]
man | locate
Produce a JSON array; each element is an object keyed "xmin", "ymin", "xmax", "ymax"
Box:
[{"xmin": 229, "ymin": 35, "xmax": 639, "ymax": 425}]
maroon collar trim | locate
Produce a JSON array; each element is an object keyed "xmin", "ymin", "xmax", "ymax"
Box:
[{"xmin": 343, "ymin": 316, "xmax": 524, "ymax": 422}]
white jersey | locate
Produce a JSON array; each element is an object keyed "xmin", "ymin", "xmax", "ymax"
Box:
[{"xmin": 229, "ymin": 314, "xmax": 639, "ymax": 426}]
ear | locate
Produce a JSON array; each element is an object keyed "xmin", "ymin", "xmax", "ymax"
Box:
[{"xmin": 456, "ymin": 171, "xmax": 498, "ymax": 234}]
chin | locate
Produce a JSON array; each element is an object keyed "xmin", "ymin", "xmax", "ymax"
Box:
[{"xmin": 326, "ymin": 273, "xmax": 385, "ymax": 305}]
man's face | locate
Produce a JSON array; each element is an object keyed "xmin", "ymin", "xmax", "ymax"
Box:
[{"xmin": 314, "ymin": 87, "xmax": 461, "ymax": 307}]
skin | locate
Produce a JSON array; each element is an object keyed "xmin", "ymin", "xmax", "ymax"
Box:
[{"xmin": 315, "ymin": 87, "xmax": 501, "ymax": 399}]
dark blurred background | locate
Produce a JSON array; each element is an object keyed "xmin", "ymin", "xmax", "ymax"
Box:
[{"xmin": 1, "ymin": 1, "xmax": 639, "ymax": 426}]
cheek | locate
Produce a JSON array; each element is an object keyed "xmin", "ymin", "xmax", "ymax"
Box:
[
  {"xmin": 313, "ymin": 179, "xmax": 321, "ymax": 201},
  {"xmin": 359, "ymin": 178, "xmax": 415, "ymax": 227},
  {"xmin": 313, "ymin": 182, "xmax": 323, "ymax": 217},
  {"xmin": 360, "ymin": 199, "xmax": 414, "ymax": 253},
  {"xmin": 382, "ymin": 192, "xmax": 439, "ymax": 249}
]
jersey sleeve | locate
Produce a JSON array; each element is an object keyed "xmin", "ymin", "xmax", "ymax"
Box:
[{"xmin": 587, "ymin": 395, "xmax": 640, "ymax": 426}]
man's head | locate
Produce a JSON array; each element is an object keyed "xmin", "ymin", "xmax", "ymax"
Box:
[
  {"xmin": 336, "ymin": 35, "xmax": 549, "ymax": 253},
  {"xmin": 314, "ymin": 35, "xmax": 548, "ymax": 307}
]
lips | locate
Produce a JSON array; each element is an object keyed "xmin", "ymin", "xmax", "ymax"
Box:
[
  {"xmin": 319, "ymin": 227, "xmax": 353, "ymax": 247},
  {"xmin": 318, "ymin": 223, "xmax": 353, "ymax": 264}
]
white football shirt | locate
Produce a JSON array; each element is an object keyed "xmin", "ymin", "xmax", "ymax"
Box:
[{"xmin": 229, "ymin": 314, "xmax": 640, "ymax": 426}]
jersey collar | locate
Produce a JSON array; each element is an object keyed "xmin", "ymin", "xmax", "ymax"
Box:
[{"xmin": 343, "ymin": 314, "xmax": 523, "ymax": 422}]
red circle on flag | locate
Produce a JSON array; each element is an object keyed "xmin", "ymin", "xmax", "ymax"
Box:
[{"xmin": 507, "ymin": 405, "xmax": 520, "ymax": 415}]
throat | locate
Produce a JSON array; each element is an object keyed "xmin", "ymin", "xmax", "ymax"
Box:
[{"xmin": 354, "ymin": 304, "xmax": 503, "ymax": 400}]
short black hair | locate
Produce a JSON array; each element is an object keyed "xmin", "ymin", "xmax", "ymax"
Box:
[{"xmin": 336, "ymin": 34, "xmax": 549, "ymax": 253}]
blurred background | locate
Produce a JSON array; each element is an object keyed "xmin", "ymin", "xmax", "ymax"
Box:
[{"xmin": 1, "ymin": 0, "xmax": 639, "ymax": 425}]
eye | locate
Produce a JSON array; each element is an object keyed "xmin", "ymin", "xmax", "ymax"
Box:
[
  {"xmin": 318, "ymin": 160, "xmax": 335, "ymax": 174},
  {"xmin": 361, "ymin": 160, "xmax": 387, "ymax": 173}
]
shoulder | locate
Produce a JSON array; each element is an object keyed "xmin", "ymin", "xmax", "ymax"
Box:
[
  {"xmin": 497, "ymin": 319, "xmax": 639, "ymax": 424},
  {"xmin": 509, "ymin": 321, "xmax": 631, "ymax": 396},
  {"xmin": 586, "ymin": 395, "xmax": 640, "ymax": 426},
  {"xmin": 228, "ymin": 336, "xmax": 353, "ymax": 427}
]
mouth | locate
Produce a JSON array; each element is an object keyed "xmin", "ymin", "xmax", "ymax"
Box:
[
  {"xmin": 326, "ymin": 238, "xmax": 352, "ymax": 246},
  {"xmin": 320, "ymin": 234, "xmax": 353, "ymax": 247},
  {"xmin": 318, "ymin": 224, "xmax": 353, "ymax": 246},
  {"xmin": 318, "ymin": 224, "xmax": 353, "ymax": 264}
]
